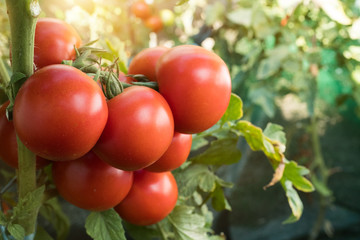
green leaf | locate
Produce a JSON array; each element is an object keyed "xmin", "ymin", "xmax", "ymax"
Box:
[
  {"xmin": 205, "ymin": 2, "xmax": 225, "ymax": 25},
  {"xmin": 175, "ymin": 164, "xmax": 216, "ymax": 197},
  {"xmin": 122, "ymin": 222, "xmax": 159, "ymax": 240},
  {"xmin": 34, "ymin": 226, "xmax": 54, "ymax": 240},
  {"xmin": 220, "ymin": 93, "xmax": 243, "ymax": 125},
  {"xmin": 7, "ymin": 224, "xmax": 25, "ymax": 240},
  {"xmin": 85, "ymin": 209, "xmax": 126, "ymax": 240},
  {"xmin": 256, "ymin": 57, "xmax": 281, "ymax": 80},
  {"xmin": 215, "ymin": 176, "xmax": 234, "ymax": 188},
  {"xmin": 236, "ymin": 121, "xmax": 282, "ymax": 162},
  {"xmin": 248, "ymin": 88, "xmax": 275, "ymax": 118},
  {"xmin": 168, "ymin": 205, "xmax": 209, "ymax": 240},
  {"xmin": 12, "ymin": 186, "xmax": 45, "ymax": 222},
  {"xmin": 9, "ymin": 72, "xmax": 26, "ymax": 85},
  {"xmin": 263, "ymin": 123, "xmax": 286, "ymax": 146},
  {"xmin": 226, "ymin": 8, "xmax": 252, "ymax": 27},
  {"xmin": 191, "ymin": 137, "xmax": 208, "ymax": 151},
  {"xmin": 283, "ymin": 161, "xmax": 314, "ymax": 193},
  {"xmin": 211, "ymin": 184, "xmax": 232, "ymax": 211},
  {"xmin": 189, "ymin": 137, "xmax": 241, "ymax": 166},
  {"xmin": 281, "ymin": 180, "xmax": 303, "ymax": 223},
  {"xmin": 199, "ymin": 172, "xmax": 216, "ymax": 193},
  {"xmin": 39, "ymin": 198, "xmax": 70, "ymax": 240}
]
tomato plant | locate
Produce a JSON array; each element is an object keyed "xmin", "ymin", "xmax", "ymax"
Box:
[
  {"xmin": 114, "ymin": 170, "xmax": 178, "ymax": 226},
  {"xmin": 157, "ymin": 45, "xmax": 232, "ymax": 134},
  {"xmin": 128, "ymin": 46, "xmax": 168, "ymax": 82},
  {"xmin": 0, "ymin": 101, "xmax": 49, "ymax": 169},
  {"xmin": 0, "ymin": 1, "xmax": 317, "ymax": 239},
  {"xmin": 13, "ymin": 64, "xmax": 108, "ymax": 161},
  {"xmin": 52, "ymin": 151, "xmax": 133, "ymax": 211},
  {"xmin": 94, "ymin": 86, "xmax": 174, "ymax": 171},
  {"xmin": 130, "ymin": 1, "xmax": 152, "ymax": 20},
  {"xmin": 145, "ymin": 132, "xmax": 192, "ymax": 172},
  {"xmin": 34, "ymin": 18, "xmax": 82, "ymax": 69}
]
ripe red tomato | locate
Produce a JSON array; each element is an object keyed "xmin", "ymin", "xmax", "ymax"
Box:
[
  {"xmin": 94, "ymin": 86, "xmax": 174, "ymax": 171},
  {"xmin": 145, "ymin": 16, "xmax": 163, "ymax": 33},
  {"xmin": 156, "ymin": 45, "xmax": 232, "ymax": 134},
  {"xmin": 0, "ymin": 102, "xmax": 49, "ymax": 169},
  {"xmin": 145, "ymin": 132, "xmax": 192, "ymax": 172},
  {"xmin": 13, "ymin": 64, "xmax": 108, "ymax": 161},
  {"xmin": 128, "ymin": 47, "xmax": 168, "ymax": 82},
  {"xmin": 52, "ymin": 151, "xmax": 133, "ymax": 211},
  {"xmin": 34, "ymin": 18, "xmax": 82, "ymax": 69},
  {"xmin": 131, "ymin": 1, "xmax": 152, "ymax": 20},
  {"xmin": 115, "ymin": 170, "xmax": 178, "ymax": 226},
  {"xmin": 118, "ymin": 71, "xmax": 132, "ymax": 84}
]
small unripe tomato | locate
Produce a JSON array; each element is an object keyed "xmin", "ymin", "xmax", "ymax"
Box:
[{"xmin": 160, "ymin": 9, "xmax": 175, "ymax": 27}]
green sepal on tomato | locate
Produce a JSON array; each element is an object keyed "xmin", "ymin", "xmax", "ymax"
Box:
[
  {"xmin": 93, "ymin": 86, "xmax": 174, "ymax": 171},
  {"xmin": 156, "ymin": 45, "xmax": 232, "ymax": 134},
  {"xmin": 13, "ymin": 64, "xmax": 108, "ymax": 161},
  {"xmin": 52, "ymin": 151, "xmax": 133, "ymax": 211},
  {"xmin": 0, "ymin": 101, "xmax": 50, "ymax": 169},
  {"xmin": 114, "ymin": 170, "xmax": 178, "ymax": 226}
]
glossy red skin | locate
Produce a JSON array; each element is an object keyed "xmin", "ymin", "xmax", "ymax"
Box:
[
  {"xmin": 13, "ymin": 64, "xmax": 108, "ymax": 161},
  {"xmin": 94, "ymin": 86, "xmax": 174, "ymax": 171},
  {"xmin": 118, "ymin": 71, "xmax": 132, "ymax": 84},
  {"xmin": 34, "ymin": 18, "xmax": 81, "ymax": 69},
  {"xmin": 0, "ymin": 102, "xmax": 49, "ymax": 169},
  {"xmin": 131, "ymin": 1, "xmax": 152, "ymax": 20},
  {"xmin": 115, "ymin": 170, "xmax": 178, "ymax": 226},
  {"xmin": 128, "ymin": 47, "xmax": 168, "ymax": 82},
  {"xmin": 157, "ymin": 45, "xmax": 232, "ymax": 134},
  {"xmin": 145, "ymin": 16, "xmax": 163, "ymax": 33},
  {"xmin": 145, "ymin": 132, "xmax": 192, "ymax": 172},
  {"xmin": 52, "ymin": 151, "xmax": 133, "ymax": 211}
]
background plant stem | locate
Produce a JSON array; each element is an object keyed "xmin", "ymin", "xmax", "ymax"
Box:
[{"xmin": 4, "ymin": 0, "xmax": 40, "ymax": 236}]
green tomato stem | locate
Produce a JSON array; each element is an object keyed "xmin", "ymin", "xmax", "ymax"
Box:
[{"xmin": 5, "ymin": 0, "xmax": 40, "ymax": 236}]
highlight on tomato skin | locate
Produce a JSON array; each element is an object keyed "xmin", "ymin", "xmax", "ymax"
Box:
[
  {"xmin": 13, "ymin": 64, "xmax": 108, "ymax": 162},
  {"xmin": 52, "ymin": 151, "xmax": 134, "ymax": 211},
  {"xmin": 114, "ymin": 170, "xmax": 178, "ymax": 226},
  {"xmin": 34, "ymin": 18, "xmax": 82, "ymax": 69},
  {"xmin": 0, "ymin": 101, "xmax": 50, "ymax": 169},
  {"xmin": 145, "ymin": 132, "xmax": 192, "ymax": 172}
]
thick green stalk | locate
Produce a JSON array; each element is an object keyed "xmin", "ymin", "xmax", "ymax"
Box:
[{"xmin": 4, "ymin": 0, "xmax": 40, "ymax": 236}]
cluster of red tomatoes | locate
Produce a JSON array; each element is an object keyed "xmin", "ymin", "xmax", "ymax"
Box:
[
  {"xmin": 0, "ymin": 18, "xmax": 231, "ymax": 226},
  {"xmin": 130, "ymin": 1, "xmax": 174, "ymax": 32}
]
